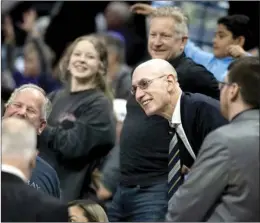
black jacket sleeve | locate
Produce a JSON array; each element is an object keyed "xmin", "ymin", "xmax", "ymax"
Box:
[
  {"xmin": 41, "ymin": 97, "xmax": 116, "ymax": 160},
  {"xmin": 188, "ymin": 65, "xmax": 220, "ymax": 100}
]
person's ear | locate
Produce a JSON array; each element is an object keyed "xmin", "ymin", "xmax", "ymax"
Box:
[
  {"xmin": 180, "ymin": 36, "xmax": 188, "ymax": 51},
  {"xmin": 166, "ymin": 74, "xmax": 176, "ymax": 93},
  {"xmin": 38, "ymin": 119, "xmax": 47, "ymax": 135},
  {"xmin": 229, "ymin": 83, "xmax": 240, "ymax": 102},
  {"xmin": 234, "ymin": 36, "xmax": 245, "ymax": 48}
]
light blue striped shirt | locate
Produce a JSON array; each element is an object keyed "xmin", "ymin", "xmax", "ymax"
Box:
[{"xmin": 185, "ymin": 40, "xmax": 233, "ymax": 81}]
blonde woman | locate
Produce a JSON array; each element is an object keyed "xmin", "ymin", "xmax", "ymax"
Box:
[
  {"xmin": 68, "ymin": 200, "xmax": 108, "ymax": 222},
  {"xmin": 38, "ymin": 34, "xmax": 116, "ymax": 202}
]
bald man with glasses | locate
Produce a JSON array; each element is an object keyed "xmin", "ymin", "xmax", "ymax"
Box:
[
  {"xmin": 131, "ymin": 59, "xmax": 227, "ymax": 177},
  {"xmin": 107, "ymin": 58, "xmax": 227, "ymax": 221}
]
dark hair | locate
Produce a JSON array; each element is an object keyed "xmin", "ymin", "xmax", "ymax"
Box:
[
  {"xmin": 217, "ymin": 15, "xmax": 251, "ymax": 43},
  {"xmin": 227, "ymin": 57, "xmax": 260, "ymax": 108}
]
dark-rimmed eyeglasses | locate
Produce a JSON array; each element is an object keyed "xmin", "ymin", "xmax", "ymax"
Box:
[
  {"xmin": 131, "ymin": 75, "xmax": 167, "ymax": 95},
  {"xmin": 218, "ymin": 81, "xmax": 231, "ymax": 90}
]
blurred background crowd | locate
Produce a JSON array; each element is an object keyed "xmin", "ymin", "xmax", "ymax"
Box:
[
  {"xmin": 1, "ymin": 1, "xmax": 260, "ymax": 222},
  {"xmin": 1, "ymin": 1, "xmax": 259, "ymax": 103}
]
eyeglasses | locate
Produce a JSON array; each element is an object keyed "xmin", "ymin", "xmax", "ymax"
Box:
[
  {"xmin": 218, "ymin": 81, "xmax": 231, "ymax": 90},
  {"xmin": 131, "ymin": 75, "xmax": 167, "ymax": 95}
]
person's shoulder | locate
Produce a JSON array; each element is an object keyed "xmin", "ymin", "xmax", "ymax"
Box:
[
  {"xmin": 36, "ymin": 156, "xmax": 58, "ymax": 178},
  {"xmin": 183, "ymin": 93, "xmax": 227, "ymax": 126},
  {"xmin": 32, "ymin": 156, "xmax": 60, "ymax": 197},
  {"xmin": 202, "ymin": 123, "xmax": 234, "ymax": 151},
  {"xmin": 47, "ymin": 89, "xmax": 64, "ymax": 102},
  {"xmin": 30, "ymin": 189, "xmax": 68, "ymax": 221},
  {"xmin": 27, "ymin": 184, "xmax": 65, "ymax": 208},
  {"xmin": 182, "ymin": 55, "xmax": 211, "ymax": 73},
  {"xmin": 4, "ymin": 181, "xmax": 58, "ymax": 205},
  {"xmin": 2, "ymin": 180, "xmax": 67, "ymax": 221},
  {"xmin": 184, "ymin": 92, "xmax": 220, "ymax": 108},
  {"xmin": 89, "ymin": 90, "xmax": 113, "ymax": 110},
  {"xmin": 38, "ymin": 192, "xmax": 66, "ymax": 208},
  {"xmin": 212, "ymin": 115, "xmax": 258, "ymax": 140}
]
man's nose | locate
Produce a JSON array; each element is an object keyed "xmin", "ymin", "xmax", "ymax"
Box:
[
  {"xmin": 153, "ymin": 36, "xmax": 163, "ymax": 46},
  {"xmin": 135, "ymin": 87, "xmax": 145, "ymax": 102},
  {"xmin": 16, "ymin": 107, "xmax": 27, "ymax": 118}
]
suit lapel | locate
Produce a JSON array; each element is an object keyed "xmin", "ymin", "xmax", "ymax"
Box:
[
  {"xmin": 180, "ymin": 93, "xmax": 187, "ymax": 134},
  {"xmin": 179, "ymin": 93, "xmax": 197, "ymax": 165}
]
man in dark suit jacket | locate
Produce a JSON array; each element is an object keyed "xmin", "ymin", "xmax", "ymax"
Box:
[{"xmin": 1, "ymin": 117, "xmax": 68, "ymax": 222}]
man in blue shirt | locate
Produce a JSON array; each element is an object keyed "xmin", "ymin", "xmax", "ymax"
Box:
[
  {"xmin": 185, "ymin": 15, "xmax": 251, "ymax": 81},
  {"xmin": 29, "ymin": 156, "xmax": 61, "ymax": 199}
]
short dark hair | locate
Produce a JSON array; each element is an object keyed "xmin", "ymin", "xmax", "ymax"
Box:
[
  {"xmin": 227, "ymin": 57, "xmax": 260, "ymax": 108},
  {"xmin": 217, "ymin": 15, "xmax": 251, "ymax": 41}
]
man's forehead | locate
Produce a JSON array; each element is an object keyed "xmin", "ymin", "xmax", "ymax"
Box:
[
  {"xmin": 150, "ymin": 16, "xmax": 174, "ymax": 24},
  {"xmin": 14, "ymin": 88, "xmax": 45, "ymax": 102},
  {"xmin": 132, "ymin": 66, "xmax": 156, "ymax": 83},
  {"xmin": 217, "ymin": 24, "xmax": 230, "ymax": 33},
  {"xmin": 17, "ymin": 88, "xmax": 38, "ymax": 95}
]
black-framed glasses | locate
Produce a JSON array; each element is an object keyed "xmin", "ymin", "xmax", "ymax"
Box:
[
  {"xmin": 218, "ymin": 81, "xmax": 231, "ymax": 90},
  {"xmin": 131, "ymin": 75, "xmax": 167, "ymax": 95}
]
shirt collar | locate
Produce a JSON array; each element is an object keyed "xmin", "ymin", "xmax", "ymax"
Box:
[
  {"xmin": 170, "ymin": 93, "xmax": 182, "ymax": 127},
  {"xmin": 2, "ymin": 164, "xmax": 27, "ymax": 182}
]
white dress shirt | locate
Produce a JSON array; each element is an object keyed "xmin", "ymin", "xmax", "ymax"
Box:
[
  {"xmin": 2, "ymin": 164, "xmax": 27, "ymax": 182},
  {"xmin": 170, "ymin": 93, "xmax": 196, "ymax": 160}
]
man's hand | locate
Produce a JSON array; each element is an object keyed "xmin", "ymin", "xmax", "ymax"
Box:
[
  {"xmin": 181, "ymin": 165, "xmax": 190, "ymax": 175},
  {"xmin": 227, "ymin": 45, "xmax": 247, "ymax": 58},
  {"xmin": 97, "ymin": 185, "xmax": 113, "ymax": 200},
  {"xmin": 130, "ymin": 3, "xmax": 155, "ymax": 15}
]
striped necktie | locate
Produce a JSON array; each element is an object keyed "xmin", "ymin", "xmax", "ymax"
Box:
[{"xmin": 168, "ymin": 130, "xmax": 183, "ymax": 202}]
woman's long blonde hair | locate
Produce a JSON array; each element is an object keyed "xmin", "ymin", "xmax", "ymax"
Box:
[
  {"xmin": 59, "ymin": 34, "xmax": 113, "ymax": 101},
  {"xmin": 68, "ymin": 199, "xmax": 109, "ymax": 222}
]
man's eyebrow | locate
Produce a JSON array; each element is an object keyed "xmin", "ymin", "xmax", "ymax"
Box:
[
  {"xmin": 27, "ymin": 105, "xmax": 37, "ymax": 110},
  {"xmin": 134, "ymin": 78, "xmax": 145, "ymax": 84},
  {"xmin": 217, "ymin": 31, "xmax": 226, "ymax": 34}
]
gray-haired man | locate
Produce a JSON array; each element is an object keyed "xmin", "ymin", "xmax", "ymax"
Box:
[
  {"xmin": 3, "ymin": 84, "xmax": 61, "ymax": 198},
  {"xmin": 2, "ymin": 117, "xmax": 68, "ymax": 222}
]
